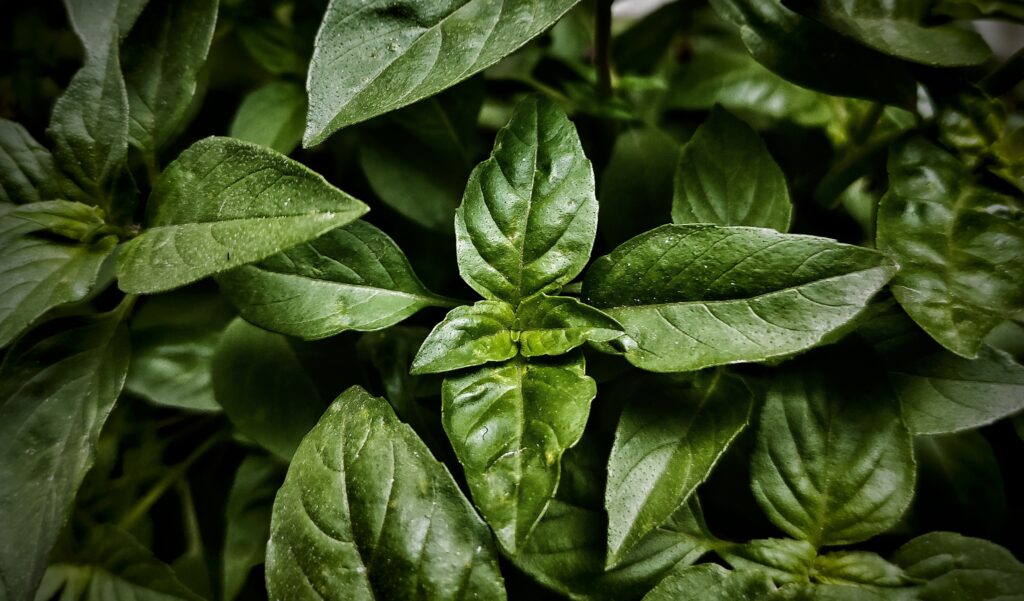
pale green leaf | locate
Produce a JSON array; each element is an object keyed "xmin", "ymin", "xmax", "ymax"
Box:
[
  {"xmin": 411, "ymin": 301, "xmax": 516, "ymax": 375},
  {"xmin": 0, "ymin": 119, "xmax": 61, "ymax": 204},
  {"xmin": 641, "ymin": 564, "xmax": 776, "ymax": 601},
  {"xmin": 719, "ymin": 538, "xmax": 816, "ymax": 584},
  {"xmin": 515, "ymin": 294, "xmax": 623, "ymax": 357},
  {"xmin": 229, "ymin": 82, "xmax": 307, "ymax": 155},
  {"xmin": 812, "ymin": 551, "xmax": 909, "ymax": 587}
]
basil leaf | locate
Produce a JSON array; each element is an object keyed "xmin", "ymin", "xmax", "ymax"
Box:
[
  {"xmin": 877, "ymin": 137, "xmax": 1024, "ymax": 358},
  {"xmin": 304, "ymin": 0, "xmax": 581, "ymax": 144},
  {"xmin": 789, "ymin": 0, "xmax": 991, "ymax": 67},
  {"xmin": 229, "ymin": 82, "xmax": 307, "ymax": 155},
  {"xmin": 5, "ymin": 199, "xmax": 107, "ymax": 242},
  {"xmin": 583, "ymin": 225, "xmax": 897, "ymax": 373},
  {"xmin": 266, "ymin": 386, "xmax": 507, "ymax": 600},
  {"xmin": 0, "ymin": 202, "xmax": 117, "ymax": 348},
  {"xmin": 751, "ymin": 352, "xmax": 916, "ymax": 547},
  {"xmin": 222, "ymin": 455, "xmax": 284, "ymax": 601},
  {"xmin": 709, "ymin": 0, "xmax": 916, "ymax": 107},
  {"xmin": 812, "ymin": 551, "xmax": 910, "ymax": 587},
  {"xmin": 0, "ymin": 119, "xmax": 61, "ymax": 204},
  {"xmin": 719, "ymin": 538, "xmax": 816, "ymax": 584},
  {"xmin": 516, "ymin": 294, "xmax": 623, "ymax": 357},
  {"xmin": 441, "ymin": 353, "xmax": 595, "ymax": 552},
  {"xmin": 892, "ymin": 532, "xmax": 1024, "ymax": 600},
  {"xmin": 0, "ymin": 306, "xmax": 130, "ymax": 601},
  {"xmin": 217, "ymin": 220, "xmax": 445, "ymax": 340},
  {"xmin": 411, "ymin": 301, "xmax": 516, "ymax": 375},
  {"xmin": 116, "ymin": 137, "xmax": 368, "ymax": 294},
  {"xmin": 456, "ymin": 95, "xmax": 597, "ymax": 306},
  {"xmin": 598, "ymin": 126, "xmax": 677, "ymax": 248},
  {"xmin": 237, "ymin": 19, "xmax": 310, "ymax": 76},
  {"xmin": 37, "ymin": 525, "xmax": 203, "ymax": 601},
  {"xmin": 122, "ymin": 0, "xmax": 218, "ymax": 155},
  {"xmin": 935, "ymin": 86, "xmax": 1005, "ymax": 168},
  {"xmin": 672, "ymin": 107, "xmax": 792, "ymax": 231},
  {"xmin": 992, "ymin": 125, "xmax": 1024, "ymax": 193},
  {"xmin": 641, "ymin": 564, "xmax": 776, "ymax": 601},
  {"xmin": 606, "ymin": 370, "xmax": 752, "ymax": 565},
  {"xmin": 212, "ymin": 318, "xmax": 325, "ymax": 459}
]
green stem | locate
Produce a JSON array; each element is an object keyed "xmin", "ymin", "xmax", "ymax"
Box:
[
  {"xmin": 144, "ymin": 152, "xmax": 161, "ymax": 188},
  {"xmin": 980, "ymin": 45, "xmax": 1024, "ymax": 97},
  {"xmin": 595, "ymin": 0, "xmax": 614, "ymax": 98},
  {"xmin": 851, "ymin": 103, "xmax": 884, "ymax": 146}
]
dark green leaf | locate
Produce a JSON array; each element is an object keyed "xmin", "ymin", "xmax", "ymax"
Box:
[
  {"xmin": 515, "ymin": 294, "xmax": 623, "ymax": 357},
  {"xmin": 441, "ymin": 354, "xmax": 595, "ymax": 552},
  {"xmin": 877, "ymin": 137, "xmax": 1024, "ymax": 358},
  {"xmin": 0, "ymin": 305, "xmax": 130, "ymax": 601},
  {"xmin": 892, "ymin": 532, "xmax": 1024, "ymax": 600},
  {"xmin": 304, "ymin": 0, "xmax": 581, "ymax": 144},
  {"xmin": 212, "ymin": 318, "xmax": 325, "ymax": 459},
  {"xmin": 229, "ymin": 82, "xmax": 307, "ymax": 155},
  {"xmin": 598, "ymin": 126, "xmax": 677, "ymax": 248},
  {"xmin": 237, "ymin": 20, "xmax": 309, "ymax": 76},
  {"xmin": 266, "ymin": 386, "xmax": 507, "ymax": 600},
  {"xmin": 583, "ymin": 225, "xmax": 897, "ymax": 373},
  {"xmin": 0, "ymin": 202, "xmax": 117, "ymax": 348},
  {"xmin": 935, "ymin": 87, "xmax": 1006, "ymax": 168},
  {"xmin": 116, "ymin": 137, "xmax": 368, "ymax": 294},
  {"xmin": 719, "ymin": 538, "xmax": 816, "ymax": 584},
  {"xmin": 122, "ymin": 0, "xmax": 218, "ymax": 154},
  {"xmin": 222, "ymin": 455, "xmax": 285, "ymax": 601},
  {"xmin": 606, "ymin": 370, "xmax": 752, "ymax": 565},
  {"xmin": 456, "ymin": 95, "xmax": 597, "ymax": 306},
  {"xmin": 935, "ymin": 0, "xmax": 1024, "ymax": 21},
  {"xmin": 411, "ymin": 301, "xmax": 516, "ymax": 374},
  {"xmin": 672, "ymin": 107, "xmax": 792, "ymax": 231},
  {"xmin": 751, "ymin": 353, "xmax": 916, "ymax": 546},
  {"xmin": 217, "ymin": 220, "xmax": 445, "ymax": 340},
  {"xmin": 641, "ymin": 564, "xmax": 776, "ymax": 601},
  {"xmin": 992, "ymin": 125, "xmax": 1024, "ymax": 193},
  {"xmin": 0, "ymin": 119, "xmax": 61, "ymax": 204},
  {"xmin": 812, "ymin": 551, "xmax": 909, "ymax": 587}
]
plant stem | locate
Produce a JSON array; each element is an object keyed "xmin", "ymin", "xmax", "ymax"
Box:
[
  {"xmin": 980, "ymin": 45, "xmax": 1024, "ymax": 97},
  {"xmin": 595, "ymin": 0, "xmax": 614, "ymax": 98},
  {"xmin": 851, "ymin": 103, "xmax": 884, "ymax": 146}
]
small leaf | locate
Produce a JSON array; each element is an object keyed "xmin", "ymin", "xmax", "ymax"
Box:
[
  {"xmin": 212, "ymin": 318, "xmax": 325, "ymax": 459},
  {"xmin": 672, "ymin": 106, "xmax": 792, "ymax": 231},
  {"xmin": 0, "ymin": 305, "xmax": 130, "ymax": 601},
  {"xmin": 222, "ymin": 455, "xmax": 285, "ymax": 601},
  {"xmin": 877, "ymin": 137, "xmax": 1024, "ymax": 358},
  {"xmin": 0, "ymin": 202, "xmax": 117, "ymax": 348},
  {"xmin": 641, "ymin": 565, "xmax": 776, "ymax": 601},
  {"xmin": 116, "ymin": 137, "xmax": 368, "ymax": 294},
  {"xmin": 441, "ymin": 354, "xmax": 595, "ymax": 552},
  {"xmin": 813, "ymin": 551, "xmax": 909, "ymax": 587},
  {"xmin": 0, "ymin": 119, "xmax": 61, "ymax": 204},
  {"xmin": 6, "ymin": 199, "xmax": 107, "ymax": 242},
  {"xmin": 304, "ymin": 0, "xmax": 581, "ymax": 144},
  {"xmin": 229, "ymin": 82, "xmax": 307, "ymax": 155},
  {"xmin": 718, "ymin": 538, "xmax": 816, "ymax": 584},
  {"xmin": 456, "ymin": 95, "xmax": 597, "ymax": 306},
  {"xmin": 266, "ymin": 386, "xmax": 507, "ymax": 600},
  {"xmin": 411, "ymin": 301, "xmax": 516, "ymax": 375},
  {"xmin": 751, "ymin": 351, "xmax": 916, "ymax": 547},
  {"xmin": 605, "ymin": 370, "xmax": 752, "ymax": 565},
  {"xmin": 217, "ymin": 220, "xmax": 445, "ymax": 340},
  {"xmin": 892, "ymin": 532, "xmax": 1024, "ymax": 600},
  {"xmin": 583, "ymin": 224, "xmax": 896, "ymax": 373},
  {"xmin": 515, "ymin": 294, "xmax": 623, "ymax": 357}
]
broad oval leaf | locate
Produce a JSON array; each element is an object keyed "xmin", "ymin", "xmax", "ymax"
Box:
[
  {"xmin": 441, "ymin": 353, "xmax": 596, "ymax": 552},
  {"xmin": 456, "ymin": 95, "xmax": 597, "ymax": 306},
  {"xmin": 0, "ymin": 202, "xmax": 117, "ymax": 348},
  {"xmin": 0, "ymin": 119, "xmax": 61, "ymax": 204},
  {"xmin": 751, "ymin": 352, "xmax": 916, "ymax": 547},
  {"xmin": 266, "ymin": 386, "xmax": 507, "ymax": 600},
  {"xmin": 229, "ymin": 82, "xmax": 307, "ymax": 155},
  {"xmin": 304, "ymin": 0, "xmax": 580, "ymax": 145},
  {"xmin": 892, "ymin": 532, "xmax": 1024, "ymax": 601},
  {"xmin": 583, "ymin": 224, "xmax": 897, "ymax": 373},
  {"xmin": 217, "ymin": 220, "xmax": 446, "ymax": 340},
  {"xmin": 606, "ymin": 371, "xmax": 752, "ymax": 565},
  {"xmin": 515, "ymin": 294, "xmax": 623, "ymax": 357},
  {"xmin": 877, "ymin": 137, "xmax": 1024, "ymax": 358},
  {"xmin": 411, "ymin": 300, "xmax": 516, "ymax": 375},
  {"xmin": 0, "ymin": 305, "xmax": 130, "ymax": 601},
  {"xmin": 673, "ymin": 107, "xmax": 792, "ymax": 231},
  {"xmin": 117, "ymin": 137, "xmax": 368, "ymax": 294}
]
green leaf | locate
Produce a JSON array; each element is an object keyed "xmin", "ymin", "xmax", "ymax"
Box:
[
  {"xmin": 641, "ymin": 564, "xmax": 776, "ymax": 601},
  {"xmin": 0, "ymin": 119, "xmax": 61, "ymax": 204},
  {"xmin": 605, "ymin": 371, "xmax": 752, "ymax": 565},
  {"xmin": 892, "ymin": 532, "xmax": 1024, "ymax": 600},
  {"xmin": 788, "ymin": 0, "xmax": 991, "ymax": 67},
  {"xmin": 0, "ymin": 306, "xmax": 130, "ymax": 601},
  {"xmin": 304, "ymin": 0, "xmax": 581, "ymax": 144},
  {"xmin": 583, "ymin": 224, "xmax": 897, "ymax": 373},
  {"xmin": 708, "ymin": 0, "xmax": 916, "ymax": 107},
  {"xmin": 598, "ymin": 126, "xmax": 677, "ymax": 248},
  {"xmin": 5, "ymin": 199, "xmax": 107, "ymax": 242},
  {"xmin": 212, "ymin": 318, "xmax": 325, "ymax": 459},
  {"xmin": 672, "ymin": 107, "xmax": 792, "ymax": 231},
  {"xmin": 37, "ymin": 525, "xmax": 203, "ymax": 601},
  {"xmin": 935, "ymin": 0, "xmax": 1024, "ymax": 21},
  {"xmin": 217, "ymin": 220, "xmax": 445, "ymax": 340},
  {"xmin": 718, "ymin": 538, "xmax": 816, "ymax": 584},
  {"xmin": 935, "ymin": 87, "xmax": 1006, "ymax": 168},
  {"xmin": 516, "ymin": 294, "xmax": 623, "ymax": 358},
  {"xmin": 877, "ymin": 137, "xmax": 1024, "ymax": 358},
  {"xmin": 266, "ymin": 386, "xmax": 507, "ymax": 600},
  {"xmin": 0, "ymin": 202, "xmax": 117, "ymax": 348},
  {"xmin": 229, "ymin": 82, "xmax": 307, "ymax": 155},
  {"xmin": 751, "ymin": 352, "xmax": 916, "ymax": 547},
  {"xmin": 122, "ymin": 0, "xmax": 218, "ymax": 155},
  {"xmin": 222, "ymin": 455, "xmax": 284, "ymax": 601},
  {"xmin": 456, "ymin": 96, "xmax": 597, "ymax": 306},
  {"xmin": 411, "ymin": 301, "xmax": 516, "ymax": 375},
  {"xmin": 812, "ymin": 551, "xmax": 909, "ymax": 587},
  {"xmin": 441, "ymin": 353, "xmax": 596, "ymax": 552},
  {"xmin": 126, "ymin": 286, "xmax": 235, "ymax": 412},
  {"xmin": 992, "ymin": 125, "xmax": 1024, "ymax": 193},
  {"xmin": 236, "ymin": 19, "xmax": 310, "ymax": 76},
  {"xmin": 116, "ymin": 137, "xmax": 369, "ymax": 294}
]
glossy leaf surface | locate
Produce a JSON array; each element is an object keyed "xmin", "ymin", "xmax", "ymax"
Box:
[
  {"xmin": 515, "ymin": 294, "xmax": 623, "ymax": 357},
  {"xmin": 411, "ymin": 301, "xmax": 516, "ymax": 374}
]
